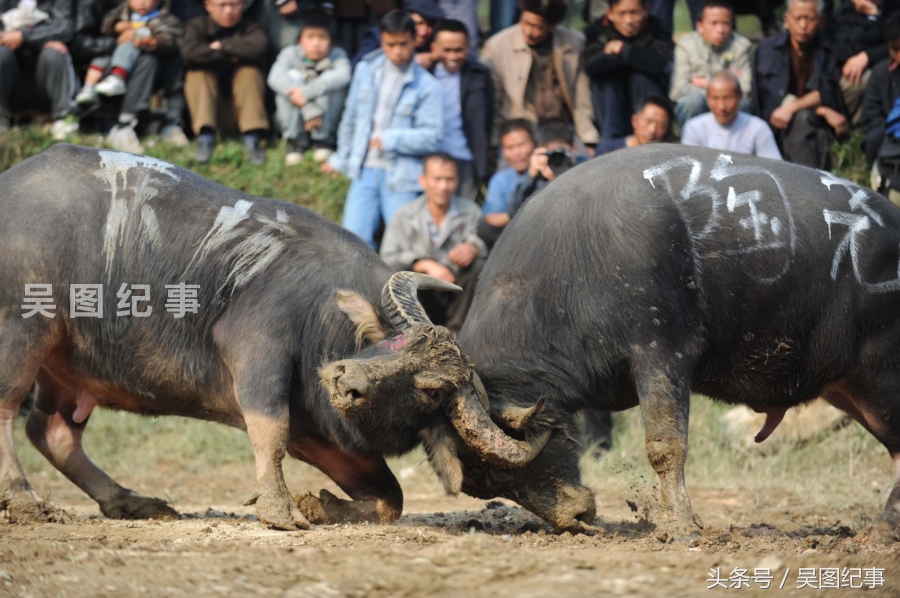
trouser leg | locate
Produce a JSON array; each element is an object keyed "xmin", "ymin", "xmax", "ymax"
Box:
[
  {"xmin": 275, "ymin": 92, "xmax": 307, "ymax": 141},
  {"xmin": 456, "ymin": 160, "xmax": 476, "ymax": 200},
  {"xmin": 110, "ymin": 42, "xmax": 141, "ymax": 73},
  {"xmin": 184, "ymin": 69, "xmax": 218, "ymax": 134},
  {"xmin": 232, "ymin": 65, "xmax": 269, "ymax": 133},
  {"xmin": 780, "ymin": 108, "xmax": 831, "ymax": 169},
  {"xmin": 35, "ymin": 47, "xmax": 75, "ymax": 118},
  {"xmin": 674, "ymin": 91, "xmax": 708, "ymax": 128},
  {"xmin": 840, "ymin": 69, "xmax": 872, "ymax": 126},
  {"xmin": 442, "ymin": 255, "xmax": 484, "ymax": 333},
  {"xmin": 380, "ymin": 186, "xmax": 420, "ymax": 228},
  {"xmin": 121, "ymin": 52, "xmax": 159, "ymax": 115},
  {"xmin": 342, "ymin": 167, "xmax": 384, "ymax": 249},
  {"xmin": 312, "ymin": 87, "xmax": 347, "ymax": 147},
  {"xmin": 648, "ymin": 0, "xmax": 674, "ymax": 33},
  {"xmin": 0, "ymin": 47, "xmax": 19, "ymax": 117},
  {"xmin": 161, "ymin": 55, "xmax": 185, "ymax": 127}
]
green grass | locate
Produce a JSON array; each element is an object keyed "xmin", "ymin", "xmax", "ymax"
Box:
[{"xmin": 0, "ymin": 127, "xmax": 349, "ymax": 223}]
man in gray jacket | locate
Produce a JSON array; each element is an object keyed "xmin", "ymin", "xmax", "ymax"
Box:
[{"xmin": 380, "ymin": 152, "xmax": 486, "ymax": 332}]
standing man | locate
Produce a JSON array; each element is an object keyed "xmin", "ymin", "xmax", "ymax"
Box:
[
  {"xmin": 481, "ymin": 0, "xmax": 599, "ymax": 151},
  {"xmin": 752, "ymin": 0, "xmax": 848, "ymax": 168},
  {"xmin": 682, "ymin": 71, "xmax": 782, "ymax": 160},
  {"xmin": 669, "ymin": 0, "xmax": 752, "ymax": 127},
  {"xmin": 181, "ymin": 0, "xmax": 271, "ymax": 165},
  {"xmin": 380, "ymin": 152, "xmax": 485, "ymax": 332},
  {"xmin": 584, "ymin": 0, "xmax": 672, "ymax": 144},
  {"xmin": 323, "ymin": 10, "xmax": 443, "ymax": 249},
  {"xmin": 429, "ymin": 18, "xmax": 493, "ymax": 199}
]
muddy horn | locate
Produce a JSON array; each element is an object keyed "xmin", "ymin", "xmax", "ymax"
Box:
[
  {"xmin": 381, "ymin": 272, "xmax": 462, "ymax": 330},
  {"xmin": 445, "ymin": 372, "xmax": 550, "ymax": 467}
]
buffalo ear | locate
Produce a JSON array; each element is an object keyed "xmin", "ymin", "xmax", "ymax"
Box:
[
  {"xmin": 420, "ymin": 421, "xmax": 463, "ymax": 496},
  {"xmin": 335, "ymin": 290, "xmax": 387, "ymax": 348}
]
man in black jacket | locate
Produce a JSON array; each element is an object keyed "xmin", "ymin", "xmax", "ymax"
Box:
[
  {"xmin": 752, "ymin": 0, "xmax": 848, "ymax": 169},
  {"xmin": 0, "ymin": 0, "xmax": 78, "ymax": 136},
  {"xmin": 828, "ymin": 0, "xmax": 896, "ymax": 123},
  {"xmin": 429, "ymin": 18, "xmax": 492, "ymax": 199},
  {"xmin": 73, "ymin": 0, "xmax": 188, "ymax": 154},
  {"xmin": 584, "ymin": 0, "xmax": 671, "ymax": 142}
]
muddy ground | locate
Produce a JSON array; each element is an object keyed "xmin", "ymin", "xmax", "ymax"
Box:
[{"xmin": 2, "ymin": 449, "xmax": 899, "ymax": 598}]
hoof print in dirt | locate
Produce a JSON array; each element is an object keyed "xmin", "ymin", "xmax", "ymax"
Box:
[{"xmin": 100, "ymin": 495, "xmax": 179, "ymax": 521}]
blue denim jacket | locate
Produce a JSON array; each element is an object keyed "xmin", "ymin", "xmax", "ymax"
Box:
[{"xmin": 328, "ymin": 50, "xmax": 444, "ymax": 193}]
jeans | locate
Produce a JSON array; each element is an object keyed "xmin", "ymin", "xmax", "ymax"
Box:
[
  {"xmin": 111, "ymin": 41, "xmax": 141, "ymax": 73},
  {"xmin": 592, "ymin": 70, "xmax": 667, "ymax": 139},
  {"xmin": 342, "ymin": 167, "xmax": 420, "ymax": 249},
  {"xmin": 274, "ymin": 86, "xmax": 346, "ymax": 146},
  {"xmin": 122, "ymin": 53, "xmax": 185, "ymax": 126}
]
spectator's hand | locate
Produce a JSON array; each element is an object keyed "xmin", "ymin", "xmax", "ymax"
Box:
[
  {"xmin": 135, "ymin": 36, "xmax": 158, "ymax": 52},
  {"xmin": 319, "ymin": 162, "xmax": 338, "ymax": 175},
  {"xmin": 769, "ymin": 104, "xmax": 794, "ymax": 130},
  {"xmin": 413, "ymin": 259, "xmax": 456, "ymax": 284},
  {"xmin": 690, "ymin": 75, "xmax": 708, "ymax": 90},
  {"xmin": 288, "ymin": 87, "xmax": 306, "ymax": 107},
  {"xmin": 117, "ymin": 29, "xmax": 135, "ymax": 45},
  {"xmin": 279, "ymin": 0, "xmax": 298, "ymax": 16},
  {"xmin": 527, "ymin": 148, "xmax": 555, "ymax": 181},
  {"xmin": 817, "ymin": 106, "xmax": 849, "ymax": 137},
  {"xmin": 448, "ymin": 243, "xmax": 479, "ymax": 268},
  {"xmin": 415, "ymin": 51, "xmax": 435, "ymax": 69},
  {"xmin": 43, "ymin": 40, "xmax": 68, "ymax": 55},
  {"xmin": 604, "ymin": 40, "xmax": 623, "ymax": 55},
  {"xmin": 114, "ymin": 20, "xmax": 130, "ymax": 33},
  {"xmin": 369, "ymin": 136, "xmax": 383, "ymax": 150},
  {"xmin": 0, "ymin": 30, "xmax": 24, "ymax": 50},
  {"xmin": 304, "ymin": 116, "xmax": 323, "ymax": 131},
  {"xmin": 851, "ymin": 0, "xmax": 879, "ymax": 16},
  {"xmin": 842, "ymin": 52, "xmax": 869, "ymax": 86},
  {"xmin": 210, "ymin": 40, "xmax": 223, "ymax": 51}
]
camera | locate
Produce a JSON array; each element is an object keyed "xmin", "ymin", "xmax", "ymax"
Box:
[{"xmin": 545, "ymin": 147, "xmax": 575, "ymax": 176}]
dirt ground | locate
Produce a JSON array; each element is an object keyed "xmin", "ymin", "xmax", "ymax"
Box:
[{"xmin": 2, "ymin": 448, "xmax": 899, "ymax": 598}]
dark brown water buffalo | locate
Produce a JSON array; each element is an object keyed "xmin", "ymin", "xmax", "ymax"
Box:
[
  {"xmin": 0, "ymin": 144, "xmax": 522, "ymax": 530},
  {"xmin": 415, "ymin": 144, "xmax": 900, "ymax": 543}
]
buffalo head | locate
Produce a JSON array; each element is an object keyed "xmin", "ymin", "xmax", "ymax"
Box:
[{"xmin": 421, "ymin": 373, "xmax": 596, "ymax": 533}]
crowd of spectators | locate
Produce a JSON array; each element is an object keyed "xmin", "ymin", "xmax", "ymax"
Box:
[{"xmin": 5, "ymin": 0, "xmax": 900, "ymax": 333}]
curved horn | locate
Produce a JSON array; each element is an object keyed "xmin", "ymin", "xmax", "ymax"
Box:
[
  {"xmin": 492, "ymin": 397, "xmax": 546, "ymax": 431},
  {"xmin": 445, "ymin": 372, "xmax": 550, "ymax": 467},
  {"xmin": 381, "ymin": 272, "xmax": 462, "ymax": 330}
]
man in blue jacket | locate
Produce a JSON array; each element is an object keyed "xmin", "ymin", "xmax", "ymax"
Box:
[{"xmin": 322, "ymin": 9, "xmax": 443, "ymax": 249}]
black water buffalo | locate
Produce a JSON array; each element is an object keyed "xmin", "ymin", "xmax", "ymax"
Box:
[
  {"xmin": 420, "ymin": 144, "xmax": 900, "ymax": 543},
  {"xmin": 0, "ymin": 144, "xmax": 515, "ymax": 530}
]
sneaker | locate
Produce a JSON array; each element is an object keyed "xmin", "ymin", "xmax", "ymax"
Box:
[
  {"xmin": 107, "ymin": 121, "xmax": 145, "ymax": 154},
  {"xmin": 244, "ymin": 135, "xmax": 266, "ymax": 166},
  {"xmin": 95, "ymin": 75, "xmax": 126, "ymax": 97},
  {"xmin": 161, "ymin": 123, "xmax": 190, "ymax": 147},
  {"xmin": 75, "ymin": 84, "xmax": 98, "ymax": 105},
  {"xmin": 50, "ymin": 116, "xmax": 79, "ymax": 140},
  {"xmin": 284, "ymin": 151, "xmax": 303, "ymax": 166},
  {"xmin": 311, "ymin": 146, "xmax": 333, "ymax": 163},
  {"xmin": 195, "ymin": 135, "xmax": 215, "ymax": 163}
]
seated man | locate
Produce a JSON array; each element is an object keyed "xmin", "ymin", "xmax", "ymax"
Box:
[
  {"xmin": 181, "ymin": 0, "xmax": 270, "ymax": 165},
  {"xmin": 829, "ymin": 0, "xmax": 893, "ymax": 123},
  {"xmin": 752, "ymin": 0, "xmax": 847, "ymax": 169},
  {"xmin": 508, "ymin": 119, "xmax": 579, "ymax": 218},
  {"xmin": 584, "ymin": 0, "xmax": 671, "ymax": 143},
  {"xmin": 268, "ymin": 9, "xmax": 350, "ymax": 166},
  {"xmin": 481, "ymin": 0, "xmax": 599, "ymax": 151},
  {"xmin": 0, "ymin": 0, "xmax": 78, "ymax": 137},
  {"xmin": 380, "ymin": 152, "xmax": 486, "ymax": 332},
  {"xmin": 595, "ymin": 93, "xmax": 671, "ymax": 154},
  {"xmin": 350, "ymin": 0, "xmax": 444, "ymax": 70},
  {"xmin": 682, "ymin": 71, "xmax": 782, "ymax": 160},
  {"xmin": 669, "ymin": 0, "xmax": 752, "ymax": 127},
  {"xmin": 860, "ymin": 12, "xmax": 900, "ymax": 201},
  {"xmin": 322, "ymin": 10, "xmax": 442, "ymax": 250},
  {"xmin": 429, "ymin": 18, "xmax": 493, "ymax": 199},
  {"xmin": 478, "ymin": 118, "xmax": 535, "ymax": 247}
]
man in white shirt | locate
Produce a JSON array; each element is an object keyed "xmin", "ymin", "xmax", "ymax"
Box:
[{"xmin": 681, "ymin": 70, "xmax": 782, "ymax": 160}]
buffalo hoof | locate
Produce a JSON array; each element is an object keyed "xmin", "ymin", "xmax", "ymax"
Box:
[
  {"xmin": 1, "ymin": 488, "xmax": 70, "ymax": 524},
  {"xmin": 245, "ymin": 489, "xmax": 309, "ymax": 531},
  {"xmin": 99, "ymin": 493, "xmax": 179, "ymax": 521},
  {"xmin": 295, "ymin": 489, "xmax": 396, "ymax": 525}
]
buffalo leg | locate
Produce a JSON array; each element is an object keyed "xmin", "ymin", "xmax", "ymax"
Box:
[
  {"xmin": 289, "ymin": 437, "xmax": 403, "ymax": 524},
  {"xmin": 823, "ymin": 377, "xmax": 900, "ymax": 544},
  {"xmin": 635, "ymin": 367, "xmax": 703, "ymax": 535},
  {"xmin": 25, "ymin": 371, "xmax": 178, "ymax": 520},
  {"xmin": 0, "ymin": 316, "xmax": 63, "ymax": 523}
]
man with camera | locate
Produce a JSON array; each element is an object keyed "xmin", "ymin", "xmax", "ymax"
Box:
[{"xmin": 506, "ymin": 119, "xmax": 578, "ymax": 218}]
